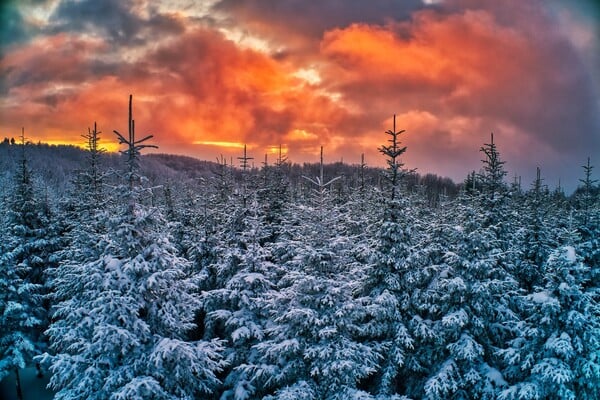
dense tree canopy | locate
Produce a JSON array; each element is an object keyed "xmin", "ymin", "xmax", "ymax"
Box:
[{"xmin": 0, "ymin": 117, "xmax": 598, "ymax": 400}]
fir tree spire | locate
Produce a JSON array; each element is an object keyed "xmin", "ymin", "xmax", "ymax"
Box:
[
  {"xmin": 113, "ymin": 94, "xmax": 158, "ymax": 214},
  {"xmin": 378, "ymin": 114, "xmax": 408, "ymax": 221},
  {"xmin": 578, "ymin": 157, "xmax": 597, "ymax": 226},
  {"xmin": 80, "ymin": 122, "xmax": 105, "ymax": 205}
]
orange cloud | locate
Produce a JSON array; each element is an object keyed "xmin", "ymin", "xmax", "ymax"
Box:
[
  {"xmin": 1, "ymin": 26, "xmax": 351, "ymax": 163},
  {"xmin": 320, "ymin": 9, "xmax": 535, "ymax": 105},
  {"xmin": 315, "ymin": 6, "xmax": 599, "ymax": 184}
]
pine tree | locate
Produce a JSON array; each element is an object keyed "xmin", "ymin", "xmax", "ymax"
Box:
[
  {"xmin": 499, "ymin": 246, "xmax": 600, "ymax": 400},
  {"xmin": 513, "ymin": 167, "xmax": 555, "ymax": 291},
  {"xmin": 257, "ymin": 145, "xmax": 290, "ymax": 240},
  {"xmin": 378, "ymin": 115, "xmax": 408, "ymax": 221},
  {"xmin": 354, "ymin": 116, "xmax": 417, "ymax": 396},
  {"xmin": 577, "ymin": 157, "xmax": 597, "ymax": 228},
  {"xmin": 477, "ymin": 133, "xmax": 509, "ymax": 232},
  {"xmin": 55, "ymin": 122, "xmax": 108, "ymax": 271},
  {"xmin": 242, "ymin": 151, "xmax": 379, "ymax": 399},
  {"xmin": 40, "ymin": 96, "xmax": 226, "ymax": 399},
  {"xmin": 422, "ymin": 196, "xmax": 517, "ymax": 399},
  {"xmin": 201, "ymin": 198, "xmax": 283, "ymax": 399},
  {"xmin": 419, "ymin": 137, "xmax": 518, "ymax": 399},
  {"xmin": 0, "ymin": 129, "xmax": 52, "ymax": 399}
]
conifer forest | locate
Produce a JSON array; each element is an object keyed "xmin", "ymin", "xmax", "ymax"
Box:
[{"xmin": 1, "ymin": 99, "xmax": 599, "ymax": 400}]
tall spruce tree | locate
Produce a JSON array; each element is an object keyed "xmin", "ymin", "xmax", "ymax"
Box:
[
  {"xmin": 577, "ymin": 157, "xmax": 597, "ymax": 228},
  {"xmin": 242, "ymin": 149, "xmax": 379, "ymax": 399},
  {"xmin": 0, "ymin": 129, "xmax": 53, "ymax": 399},
  {"xmin": 355, "ymin": 116, "xmax": 416, "ymax": 396},
  {"xmin": 420, "ymin": 136, "xmax": 519, "ymax": 399},
  {"xmin": 40, "ymin": 97, "xmax": 226, "ymax": 399},
  {"xmin": 575, "ymin": 158, "xmax": 599, "ymax": 289}
]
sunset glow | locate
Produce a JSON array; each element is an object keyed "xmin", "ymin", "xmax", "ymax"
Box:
[
  {"xmin": 193, "ymin": 141, "xmax": 247, "ymax": 149},
  {"xmin": 1, "ymin": 0, "xmax": 598, "ymax": 190}
]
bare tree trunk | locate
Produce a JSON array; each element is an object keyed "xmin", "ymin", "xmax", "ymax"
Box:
[
  {"xmin": 36, "ymin": 362, "xmax": 43, "ymax": 378},
  {"xmin": 15, "ymin": 367, "xmax": 24, "ymax": 400}
]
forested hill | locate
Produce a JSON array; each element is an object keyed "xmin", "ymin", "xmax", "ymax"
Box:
[
  {"xmin": 0, "ymin": 141, "xmax": 461, "ymax": 206},
  {"xmin": 0, "ymin": 142, "xmax": 214, "ymax": 196},
  {"xmin": 0, "ymin": 132, "xmax": 598, "ymax": 399}
]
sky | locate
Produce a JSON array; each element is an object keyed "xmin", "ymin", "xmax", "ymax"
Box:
[{"xmin": 1, "ymin": 0, "xmax": 599, "ymax": 192}]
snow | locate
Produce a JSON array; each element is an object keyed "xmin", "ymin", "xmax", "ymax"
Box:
[
  {"xmin": 442, "ymin": 309, "xmax": 469, "ymax": 328},
  {"xmin": 243, "ymin": 272, "xmax": 264, "ymax": 285},
  {"xmin": 529, "ymin": 290, "xmax": 554, "ymax": 304},
  {"xmin": 104, "ymin": 256, "xmax": 122, "ymax": 271},
  {"xmin": 483, "ymin": 364, "xmax": 507, "ymax": 387},
  {"xmin": 564, "ymin": 246, "xmax": 576, "ymax": 263}
]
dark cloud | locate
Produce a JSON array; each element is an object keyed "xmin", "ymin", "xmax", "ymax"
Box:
[
  {"xmin": 51, "ymin": 0, "xmax": 142, "ymax": 44},
  {"xmin": 0, "ymin": 5, "xmax": 25, "ymax": 47},
  {"xmin": 2, "ymin": 34, "xmax": 112, "ymax": 89},
  {"xmin": 318, "ymin": 7, "xmax": 600, "ymax": 180},
  {"xmin": 214, "ymin": 0, "xmax": 427, "ymax": 38},
  {"xmin": 50, "ymin": 0, "xmax": 186, "ymax": 46},
  {"xmin": 0, "ymin": 2, "xmax": 37, "ymax": 49},
  {"xmin": 211, "ymin": 0, "xmax": 432, "ymax": 65},
  {"xmin": 147, "ymin": 13, "xmax": 186, "ymax": 36}
]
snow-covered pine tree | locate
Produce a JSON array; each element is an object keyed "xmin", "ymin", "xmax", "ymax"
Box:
[
  {"xmin": 354, "ymin": 116, "xmax": 416, "ymax": 397},
  {"xmin": 512, "ymin": 167, "xmax": 555, "ymax": 291},
  {"xmin": 0, "ymin": 129, "xmax": 55, "ymax": 399},
  {"xmin": 0, "ymin": 211, "xmax": 41, "ymax": 400},
  {"xmin": 499, "ymin": 245, "xmax": 600, "ymax": 400},
  {"xmin": 43, "ymin": 122, "xmax": 112, "ymax": 367},
  {"xmin": 257, "ymin": 145, "xmax": 290, "ymax": 242},
  {"xmin": 477, "ymin": 133, "xmax": 507, "ymax": 212},
  {"xmin": 576, "ymin": 157, "xmax": 597, "ymax": 229},
  {"xmin": 237, "ymin": 144, "xmax": 254, "ymax": 209},
  {"xmin": 195, "ymin": 146, "xmax": 292, "ymax": 399},
  {"xmin": 53, "ymin": 123, "xmax": 109, "ymax": 275},
  {"xmin": 201, "ymin": 196, "xmax": 283, "ymax": 400},
  {"xmin": 40, "ymin": 96, "xmax": 226, "ymax": 399},
  {"xmin": 178, "ymin": 155, "xmax": 245, "ymax": 360},
  {"xmin": 574, "ymin": 158, "xmax": 599, "ymax": 290},
  {"xmin": 421, "ymin": 136, "xmax": 519, "ymax": 399},
  {"xmin": 422, "ymin": 196, "xmax": 517, "ymax": 399},
  {"xmin": 167, "ymin": 162, "xmax": 226, "ymax": 279},
  {"xmin": 196, "ymin": 145, "xmax": 260, "ymax": 328},
  {"xmin": 242, "ymin": 148, "xmax": 379, "ymax": 399},
  {"xmin": 475, "ymin": 133, "xmax": 516, "ymax": 246},
  {"xmin": 391, "ymin": 191, "xmax": 465, "ymax": 399}
]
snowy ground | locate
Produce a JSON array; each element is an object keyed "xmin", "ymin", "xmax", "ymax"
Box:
[{"xmin": 0, "ymin": 367, "xmax": 54, "ymax": 400}]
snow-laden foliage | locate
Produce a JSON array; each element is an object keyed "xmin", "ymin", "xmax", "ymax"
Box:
[
  {"xmin": 200, "ymin": 200, "xmax": 285, "ymax": 400},
  {"xmin": 41, "ymin": 199, "xmax": 226, "ymax": 400},
  {"xmin": 241, "ymin": 191, "xmax": 380, "ymax": 399},
  {"xmin": 37, "ymin": 105, "xmax": 227, "ymax": 399},
  {"xmin": 0, "ymin": 122, "xmax": 598, "ymax": 400},
  {"xmin": 499, "ymin": 246, "xmax": 600, "ymax": 400},
  {"xmin": 1, "ymin": 145, "xmax": 57, "ymax": 383}
]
